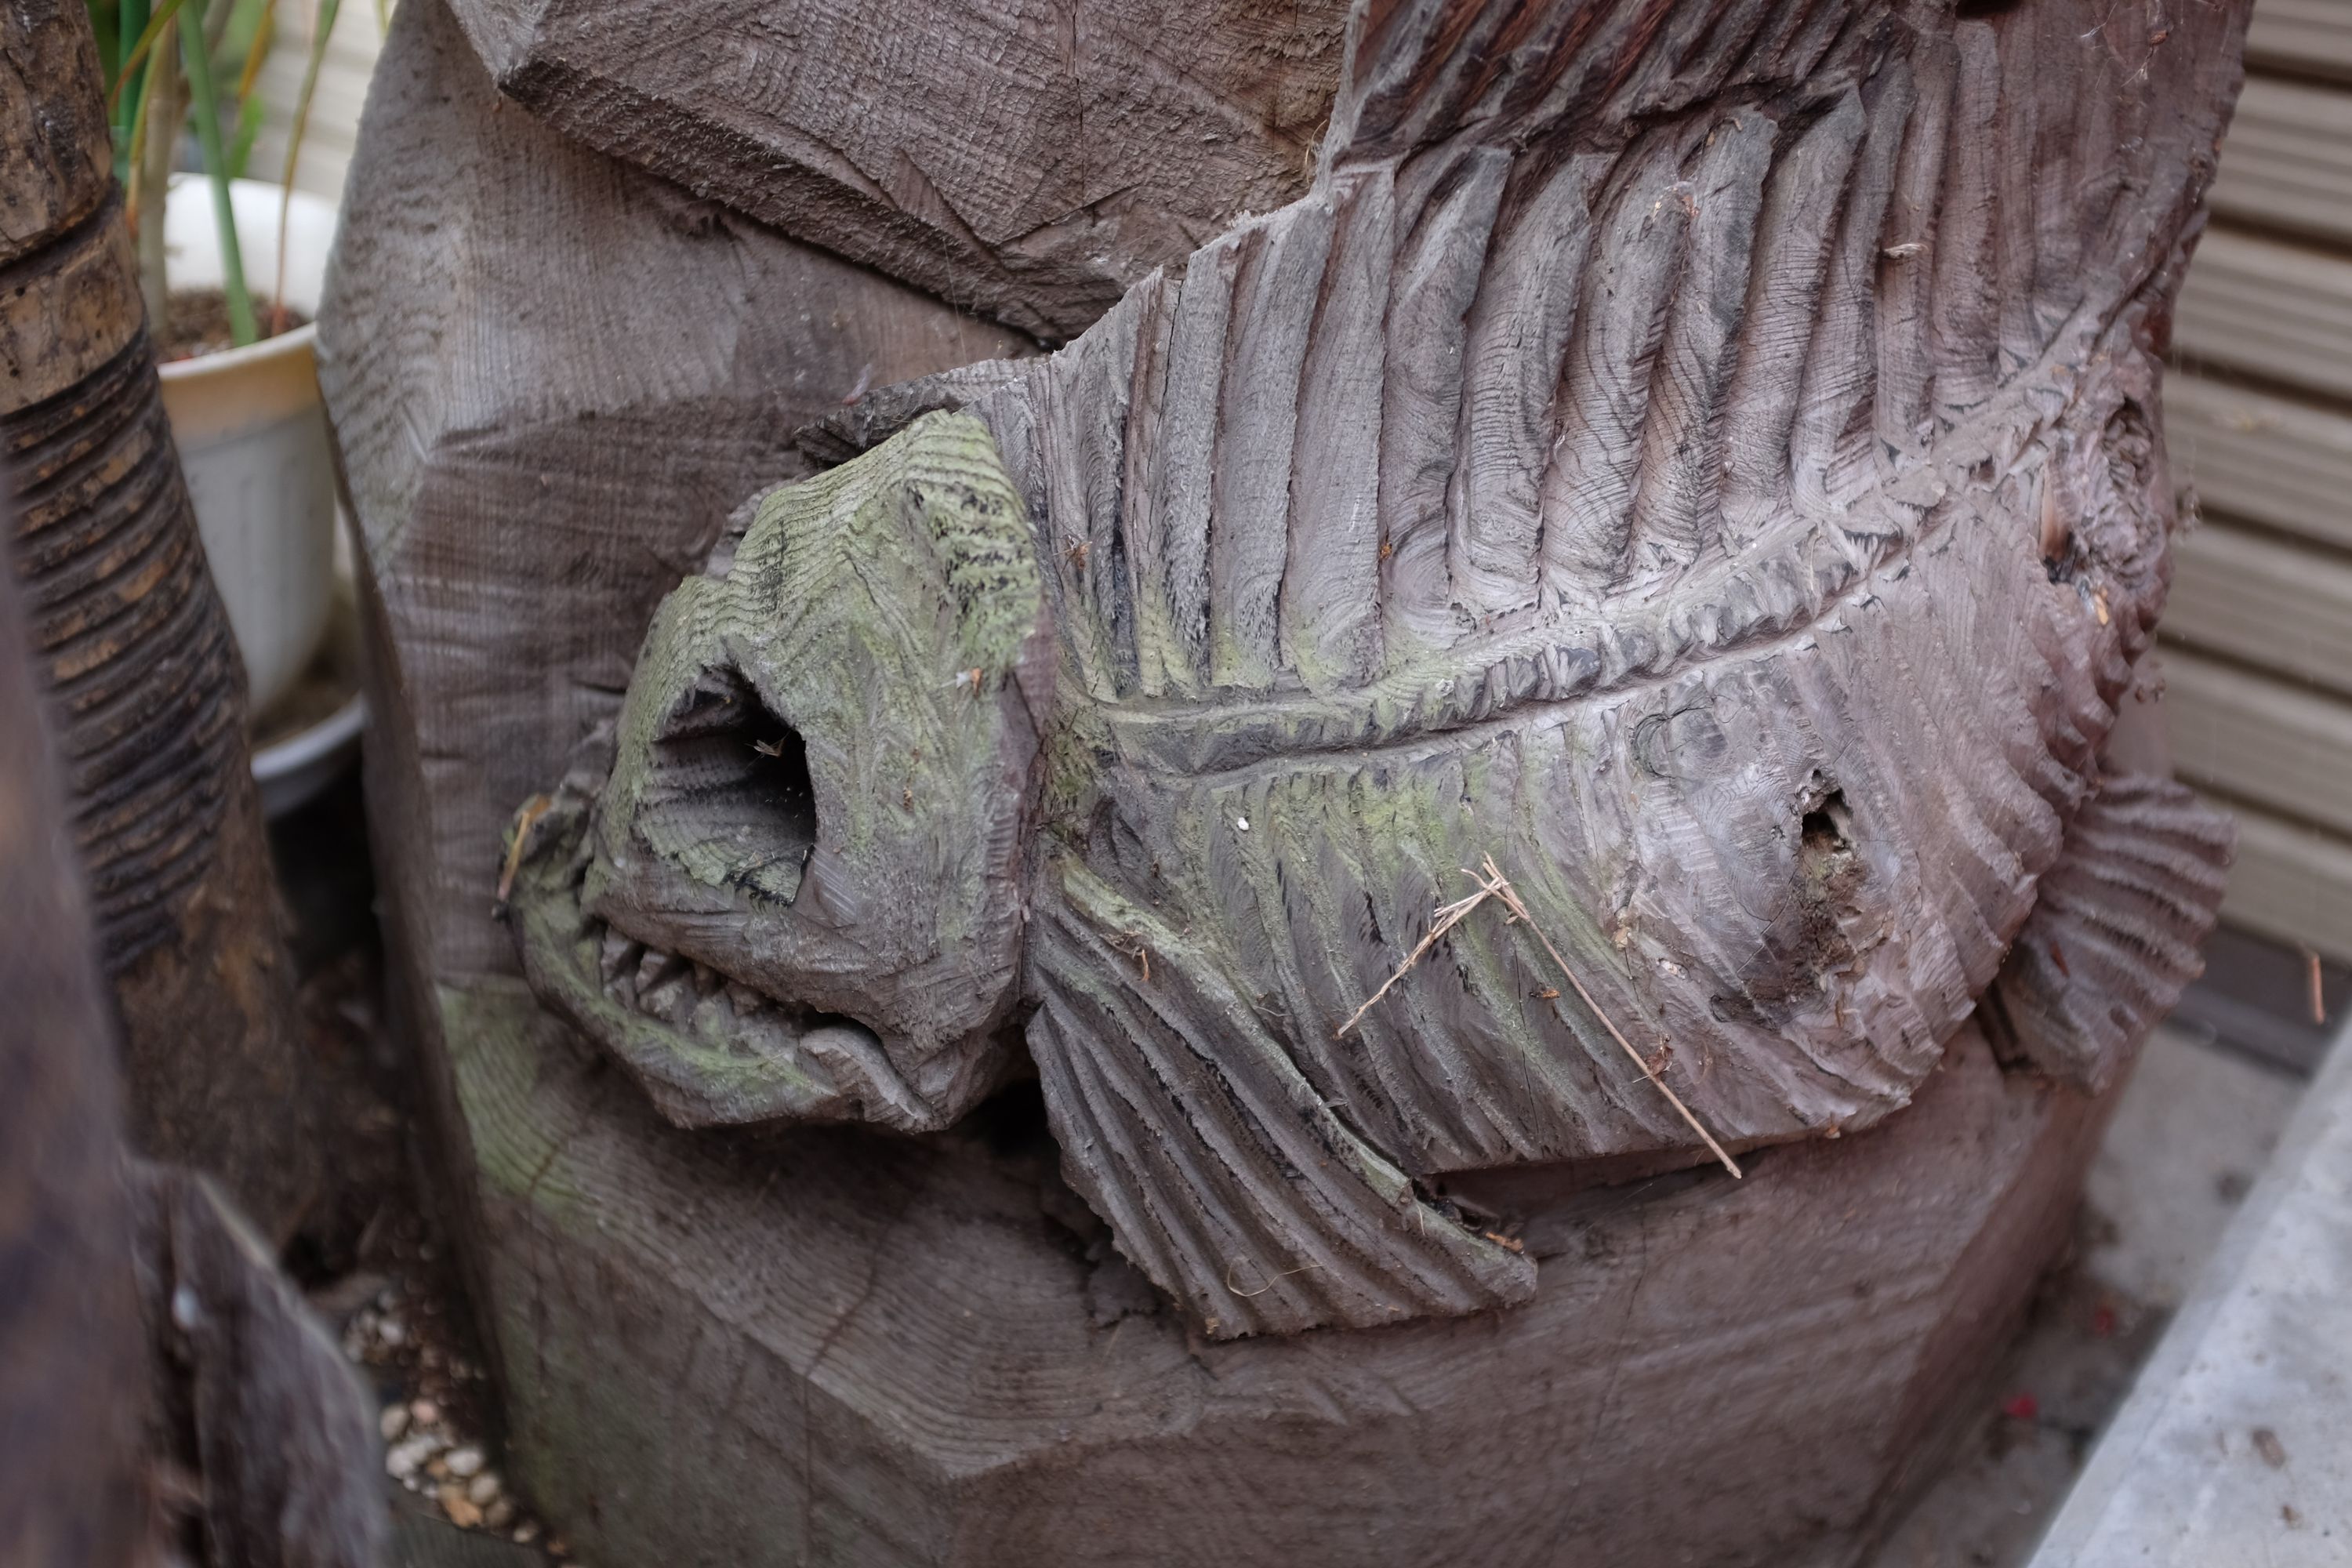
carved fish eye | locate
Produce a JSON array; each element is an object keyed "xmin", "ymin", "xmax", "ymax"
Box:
[{"xmin": 637, "ymin": 663, "xmax": 816, "ymax": 906}]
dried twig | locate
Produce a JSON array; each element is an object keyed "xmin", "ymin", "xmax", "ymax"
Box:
[
  {"xmin": 1225, "ymin": 1257, "xmax": 1323, "ymax": 1298},
  {"xmin": 1334, "ymin": 874, "xmax": 1509, "ymax": 1039},
  {"xmin": 495, "ymin": 793, "xmax": 554, "ymax": 909},
  {"xmin": 1340, "ymin": 854, "xmax": 1742, "ymax": 1179},
  {"xmin": 1105, "ymin": 929, "xmax": 1152, "ymax": 984}
]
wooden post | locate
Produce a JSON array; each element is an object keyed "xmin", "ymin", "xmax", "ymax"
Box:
[{"xmin": 324, "ymin": 0, "xmax": 2252, "ymax": 1559}]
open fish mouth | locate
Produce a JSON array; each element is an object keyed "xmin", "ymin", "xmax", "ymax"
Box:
[{"xmin": 506, "ymin": 796, "xmax": 934, "ymax": 1131}]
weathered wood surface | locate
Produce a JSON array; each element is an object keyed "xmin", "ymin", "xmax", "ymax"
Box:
[
  {"xmin": 0, "ymin": 502, "xmax": 379, "ymax": 1568},
  {"xmin": 322, "ymin": 0, "xmax": 2248, "ymax": 1559},
  {"xmin": 511, "ymin": 0, "xmax": 2242, "ymax": 1338},
  {"xmin": 0, "ymin": 483, "xmax": 151, "ymax": 1568},
  {"xmin": 440, "ymin": 0, "xmax": 1348, "ymax": 340},
  {"xmin": 512, "ymin": 426, "xmax": 1054, "ymax": 1130},
  {"xmin": 1, "ymin": 0, "xmax": 319, "ymax": 1242},
  {"xmin": 1980, "ymin": 774, "xmax": 2230, "ymax": 1095},
  {"xmin": 319, "ymin": 0, "xmax": 1029, "ymax": 983},
  {"xmin": 131, "ymin": 1163, "xmax": 385, "ymax": 1568},
  {"xmin": 455, "ymin": 978, "xmax": 2113, "ymax": 1568}
]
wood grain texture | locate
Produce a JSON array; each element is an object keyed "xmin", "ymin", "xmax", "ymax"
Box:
[
  {"xmin": 439, "ymin": 0, "xmax": 1349, "ymax": 341},
  {"xmin": 316, "ymin": 0, "xmax": 1033, "ymax": 1359},
  {"xmin": 318, "ymin": 0, "xmax": 1031, "ymax": 990},
  {"xmin": 0, "ymin": 479, "xmax": 378, "ymax": 1568},
  {"xmin": 514, "ymin": 418, "xmax": 1054, "ymax": 1131},
  {"xmin": 1, "ymin": 0, "xmax": 319, "ymax": 1242},
  {"xmin": 677, "ymin": 0, "xmax": 2245, "ymax": 1335},
  {"xmin": 451, "ymin": 976, "xmax": 2111, "ymax": 1568},
  {"xmin": 129, "ymin": 1164, "xmax": 385, "ymax": 1568}
]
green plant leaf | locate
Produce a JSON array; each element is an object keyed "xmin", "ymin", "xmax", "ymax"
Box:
[
  {"xmin": 227, "ymin": 89, "xmax": 265, "ymax": 180},
  {"xmin": 122, "ymin": 27, "xmax": 162, "ymax": 216},
  {"xmin": 105, "ymin": 0, "xmax": 188, "ymax": 114},
  {"xmin": 180, "ymin": 11, "xmax": 260, "ymax": 346},
  {"xmin": 234, "ymin": 0, "xmax": 275, "ymax": 100},
  {"xmin": 270, "ymin": 0, "xmax": 339, "ymax": 324},
  {"xmin": 88, "ymin": 2, "xmax": 123, "ymax": 91},
  {"xmin": 103, "ymin": 0, "xmax": 148, "ymax": 181}
]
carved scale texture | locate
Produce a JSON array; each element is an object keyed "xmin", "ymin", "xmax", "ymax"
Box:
[{"xmin": 939, "ymin": 0, "xmax": 2247, "ymax": 1335}]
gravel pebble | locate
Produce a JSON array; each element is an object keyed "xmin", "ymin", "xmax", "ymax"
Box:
[
  {"xmin": 445, "ymin": 1445, "xmax": 485, "ymax": 1479},
  {"xmin": 385, "ymin": 1435, "xmax": 437, "ymax": 1481},
  {"xmin": 378, "ymin": 1405, "xmax": 409, "ymax": 1443},
  {"xmin": 409, "ymin": 1398, "xmax": 440, "ymax": 1426},
  {"xmin": 466, "ymin": 1472, "xmax": 502, "ymax": 1507}
]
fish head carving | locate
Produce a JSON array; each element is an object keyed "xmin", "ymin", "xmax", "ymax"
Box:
[{"xmin": 509, "ymin": 416, "xmax": 1054, "ymax": 1131}]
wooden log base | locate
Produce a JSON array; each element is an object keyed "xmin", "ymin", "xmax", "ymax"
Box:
[{"xmin": 452, "ymin": 976, "xmax": 2112, "ymax": 1568}]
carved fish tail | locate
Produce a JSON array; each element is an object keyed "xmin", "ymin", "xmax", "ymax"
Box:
[{"xmin": 1980, "ymin": 775, "xmax": 2234, "ymax": 1094}]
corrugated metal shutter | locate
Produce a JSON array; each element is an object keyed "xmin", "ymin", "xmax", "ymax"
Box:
[{"xmin": 2168, "ymin": 0, "xmax": 2352, "ymax": 963}]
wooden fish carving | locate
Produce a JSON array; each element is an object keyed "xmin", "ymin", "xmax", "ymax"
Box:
[{"xmin": 510, "ymin": 0, "xmax": 2238, "ymax": 1338}]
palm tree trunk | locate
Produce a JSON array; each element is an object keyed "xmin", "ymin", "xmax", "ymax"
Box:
[{"xmin": 0, "ymin": 2, "xmax": 320, "ymax": 1243}]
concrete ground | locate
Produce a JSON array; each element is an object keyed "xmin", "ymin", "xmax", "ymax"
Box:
[
  {"xmin": 2032, "ymin": 1012, "xmax": 2352, "ymax": 1565},
  {"xmin": 1867, "ymin": 1025, "xmax": 2310, "ymax": 1568}
]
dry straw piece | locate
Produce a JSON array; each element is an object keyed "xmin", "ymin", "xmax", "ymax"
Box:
[{"xmin": 1338, "ymin": 855, "xmax": 1742, "ymax": 1179}]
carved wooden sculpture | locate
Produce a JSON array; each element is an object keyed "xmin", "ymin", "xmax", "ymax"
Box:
[{"xmin": 324, "ymin": 0, "xmax": 2247, "ymax": 1558}]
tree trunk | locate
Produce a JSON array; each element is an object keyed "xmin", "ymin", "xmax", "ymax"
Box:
[
  {"xmin": 0, "ymin": 499, "xmax": 383, "ymax": 1568},
  {"xmin": 321, "ymin": 0, "xmax": 2249, "ymax": 1561},
  {"xmin": 0, "ymin": 466, "xmax": 152, "ymax": 1568},
  {"xmin": 0, "ymin": 4, "xmax": 319, "ymax": 1243}
]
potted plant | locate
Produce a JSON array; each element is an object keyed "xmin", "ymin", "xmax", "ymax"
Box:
[{"xmin": 89, "ymin": 0, "xmax": 358, "ymax": 753}]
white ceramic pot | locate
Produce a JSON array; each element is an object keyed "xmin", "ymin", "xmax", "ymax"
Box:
[{"xmin": 157, "ymin": 176, "xmax": 339, "ymax": 717}]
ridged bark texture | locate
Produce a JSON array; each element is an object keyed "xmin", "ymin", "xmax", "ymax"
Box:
[{"xmin": 0, "ymin": 2, "xmax": 319, "ymax": 1240}]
